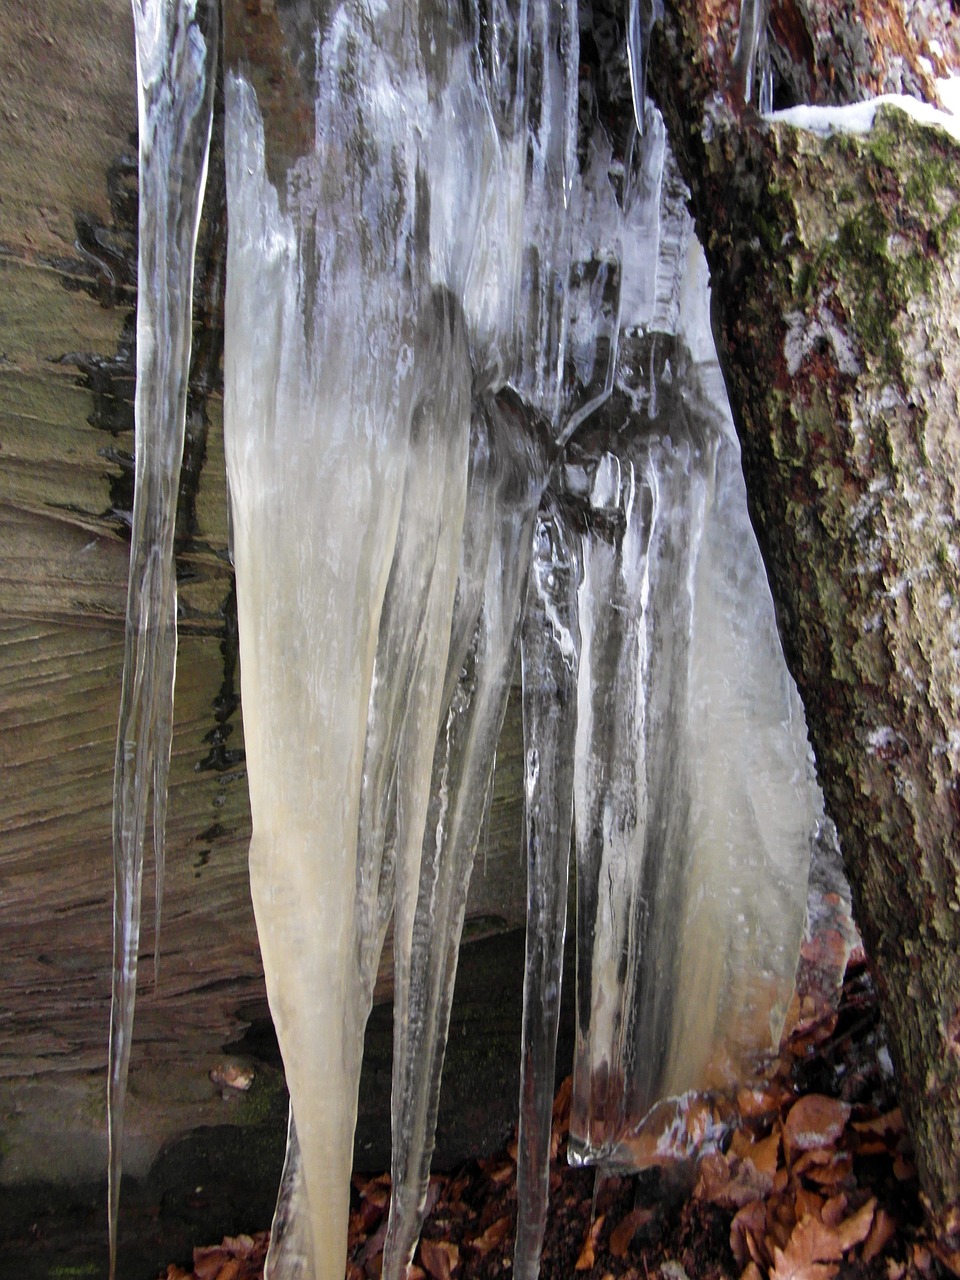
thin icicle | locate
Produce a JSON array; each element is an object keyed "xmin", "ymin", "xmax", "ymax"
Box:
[
  {"xmin": 625, "ymin": 0, "xmax": 664, "ymax": 134},
  {"xmin": 514, "ymin": 498, "xmax": 580, "ymax": 1280},
  {"xmin": 731, "ymin": 0, "xmax": 771, "ymax": 106},
  {"xmin": 109, "ymin": 1, "xmax": 216, "ymax": 1274},
  {"xmin": 382, "ymin": 394, "xmax": 546, "ymax": 1280}
]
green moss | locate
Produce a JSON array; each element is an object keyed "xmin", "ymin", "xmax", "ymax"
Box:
[
  {"xmin": 233, "ymin": 1067, "xmax": 287, "ymax": 1130},
  {"xmin": 769, "ymin": 107, "xmax": 960, "ymax": 379}
]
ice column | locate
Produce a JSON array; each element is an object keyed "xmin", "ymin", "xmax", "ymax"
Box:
[
  {"xmin": 223, "ymin": 4, "xmax": 478, "ymax": 1268},
  {"xmin": 110, "ymin": 2, "xmax": 216, "ymax": 1274},
  {"xmin": 566, "ymin": 130, "xmax": 819, "ymax": 1168},
  {"xmin": 514, "ymin": 499, "xmax": 581, "ymax": 1280}
]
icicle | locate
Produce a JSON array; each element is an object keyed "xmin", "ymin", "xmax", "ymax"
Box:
[
  {"xmin": 514, "ymin": 497, "xmax": 580, "ymax": 1280},
  {"xmin": 567, "ymin": 214, "xmax": 818, "ymax": 1169},
  {"xmin": 109, "ymin": 1, "xmax": 216, "ymax": 1274},
  {"xmin": 569, "ymin": 416, "xmax": 712, "ymax": 1166},
  {"xmin": 223, "ymin": 7, "xmax": 451, "ymax": 1262},
  {"xmin": 382, "ymin": 394, "xmax": 546, "ymax": 1280},
  {"xmin": 625, "ymin": 0, "xmax": 665, "ymax": 134},
  {"xmin": 731, "ymin": 0, "xmax": 771, "ymax": 106}
]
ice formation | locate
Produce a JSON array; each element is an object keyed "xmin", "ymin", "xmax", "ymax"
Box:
[
  {"xmin": 110, "ymin": 0, "xmax": 217, "ymax": 1274},
  {"xmin": 116, "ymin": 3, "xmax": 828, "ymax": 1280}
]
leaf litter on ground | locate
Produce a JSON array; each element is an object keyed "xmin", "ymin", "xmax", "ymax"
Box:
[{"xmin": 160, "ymin": 956, "xmax": 960, "ymax": 1280}]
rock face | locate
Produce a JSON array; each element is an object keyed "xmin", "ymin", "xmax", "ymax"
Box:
[
  {"xmin": 0, "ymin": 0, "xmax": 527, "ymax": 1196},
  {"xmin": 648, "ymin": 0, "xmax": 960, "ymax": 1239}
]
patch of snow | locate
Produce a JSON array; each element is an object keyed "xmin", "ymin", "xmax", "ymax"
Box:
[{"xmin": 767, "ymin": 93, "xmax": 960, "ymax": 143}]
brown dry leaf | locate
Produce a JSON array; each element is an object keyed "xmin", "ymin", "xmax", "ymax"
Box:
[
  {"xmin": 552, "ymin": 1076, "xmax": 572, "ymax": 1127},
  {"xmin": 769, "ymin": 1219, "xmax": 841, "ymax": 1280},
  {"xmin": 833, "ymin": 1197, "xmax": 876, "ymax": 1251},
  {"xmin": 737, "ymin": 1087, "xmax": 784, "ymax": 1121},
  {"xmin": 731, "ymin": 1201, "xmax": 768, "ymax": 1269},
  {"xmin": 802, "ymin": 1155, "xmax": 854, "ymax": 1189},
  {"xmin": 213, "ymin": 1262, "xmax": 242, "ymax": 1280},
  {"xmin": 740, "ymin": 1264, "xmax": 764, "ymax": 1280},
  {"xmin": 820, "ymin": 1195, "xmax": 848, "ymax": 1228},
  {"xmin": 164, "ymin": 1268, "xmax": 192, "ymax": 1280},
  {"xmin": 783, "ymin": 1095, "xmax": 850, "ymax": 1157},
  {"xmin": 748, "ymin": 1131, "xmax": 782, "ymax": 1179},
  {"xmin": 768, "ymin": 1197, "xmax": 876, "ymax": 1280},
  {"xmin": 223, "ymin": 1235, "xmax": 256, "ymax": 1257},
  {"xmin": 609, "ymin": 1207, "xmax": 656, "ymax": 1257},
  {"xmin": 731, "ymin": 1129, "xmax": 755, "ymax": 1160},
  {"xmin": 912, "ymin": 1244, "xmax": 934, "ymax": 1273},
  {"xmin": 852, "ymin": 1109, "xmax": 904, "ymax": 1138},
  {"xmin": 193, "ymin": 1248, "xmax": 230, "ymax": 1280},
  {"xmin": 862, "ymin": 1208, "xmax": 897, "ymax": 1262},
  {"xmin": 468, "ymin": 1215, "xmax": 510, "ymax": 1257},
  {"xmin": 575, "ymin": 1214, "xmax": 605, "ymax": 1271},
  {"xmin": 485, "ymin": 1160, "xmax": 514, "ymax": 1187},
  {"xmin": 694, "ymin": 1152, "xmax": 733, "ymax": 1202},
  {"xmin": 419, "ymin": 1238, "xmax": 459, "ymax": 1280},
  {"xmin": 209, "ymin": 1062, "xmax": 255, "ymax": 1092},
  {"xmin": 746, "ymin": 1228, "xmax": 771, "ymax": 1270},
  {"xmin": 930, "ymin": 1240, "xmax": 960, "ymax": 1278},
  {"xmin": 794, "ymin": 1187, "xmax": 825, "ymax": 1220},
  {"xmin": 357, "ymin": 1176, "xmax": 391, "ymax": 1210}
]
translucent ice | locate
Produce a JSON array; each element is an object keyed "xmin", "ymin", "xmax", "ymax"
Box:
[
  {"xmin": 118, "ymin": 7, "xmax": 830, "ymax": 1280},
  {"xmin": 110, "ymin": 1, "xmax": 216, "ymax": 1274},
  {"xmin": 565, "ymin": 146, "xmax": 817, "ymax": 1171}
]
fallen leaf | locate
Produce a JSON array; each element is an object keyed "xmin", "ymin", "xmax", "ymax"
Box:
[
  {"xmin": 737, "ymin": 1087, "xmax": 784, "ymax": 1121},
  {"xmin": 209, "ymin": 1062, "xmax": 255, "ymax": 1092},
  {"xmin": 912, "ymin": 1244, "xmax": 933, "ymax": 1274},
  {"xmin": 930, "ymin": 1240, "xmax": 960, "ymax": 1278},
  {"xmin": 193, "ymin": 1248, "xmax": 229, "ymax": 1280},
  {"xmin": 794, "ymin": 1187, "xmax": 825, "ymax": 1220},
  {"xmin": 769, "ymin": 1218, "xmax": 841, "ymax": 1280},
  {"xmin": 609, "ymin": 1207, "xmax": 656, "ymax": 1257},
  {"xmin": 746, "ymin": 1131, "xmax": 781, "ymax": 1179},
  {"xmin": 834, "ymin": 1197, "xmax": 876, "ymax": 1251},
  {"xmin": 740, "ymin": 1264, "xmax": 764, "ymax": 1280},
  {"xmin": 802, "ymin": 1155, "xmax": 854, "ymax": 1189},
  {"xmin": 783, "ymin": 1096, "xmax": 850, "ymax": 1157},
  {"xmin": 468, "ymin": 1215, "xmax": 510, "ymax": 1257},
  {"xmin": 863, "ymin": 1208, "xmax": 897, "ymax": 1262},
  {"xmin": 222, "ymin": 1235, "xmax": 256, "ymax": 1256},
  {"xmin": 731, "ymin": 1202, "xmax": 768, "ymax": 1270},
  {"xmin": 575, "ymin": 1214, "xmax": 605, "ymax": 1270},
  {"xmin": 419, "ymin": 1238, "xmax": 459, "ymax": 1280},
  {"xmin": 820, "ymin": 1195, "xmax": 848, "ymax": 1228},
  {"xmin": 852, "ymin": 1109, "xmax": 904, "ymax": 1138}
]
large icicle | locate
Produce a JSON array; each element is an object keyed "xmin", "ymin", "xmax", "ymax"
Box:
[
  {"xmin": 223, "ymin": 8, "xmax": 456, "ymax": 1264},
  {"xmin": 110, "ymin": 2, "xmax": 216, "ymax": 1273},
  {"xmin": 566, "ymin": 131, "xmax": 819, "ymax": 1168},
  {"xmin": 514, "ymin": 498, "xmax": 580, "ymax": 1280}
]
